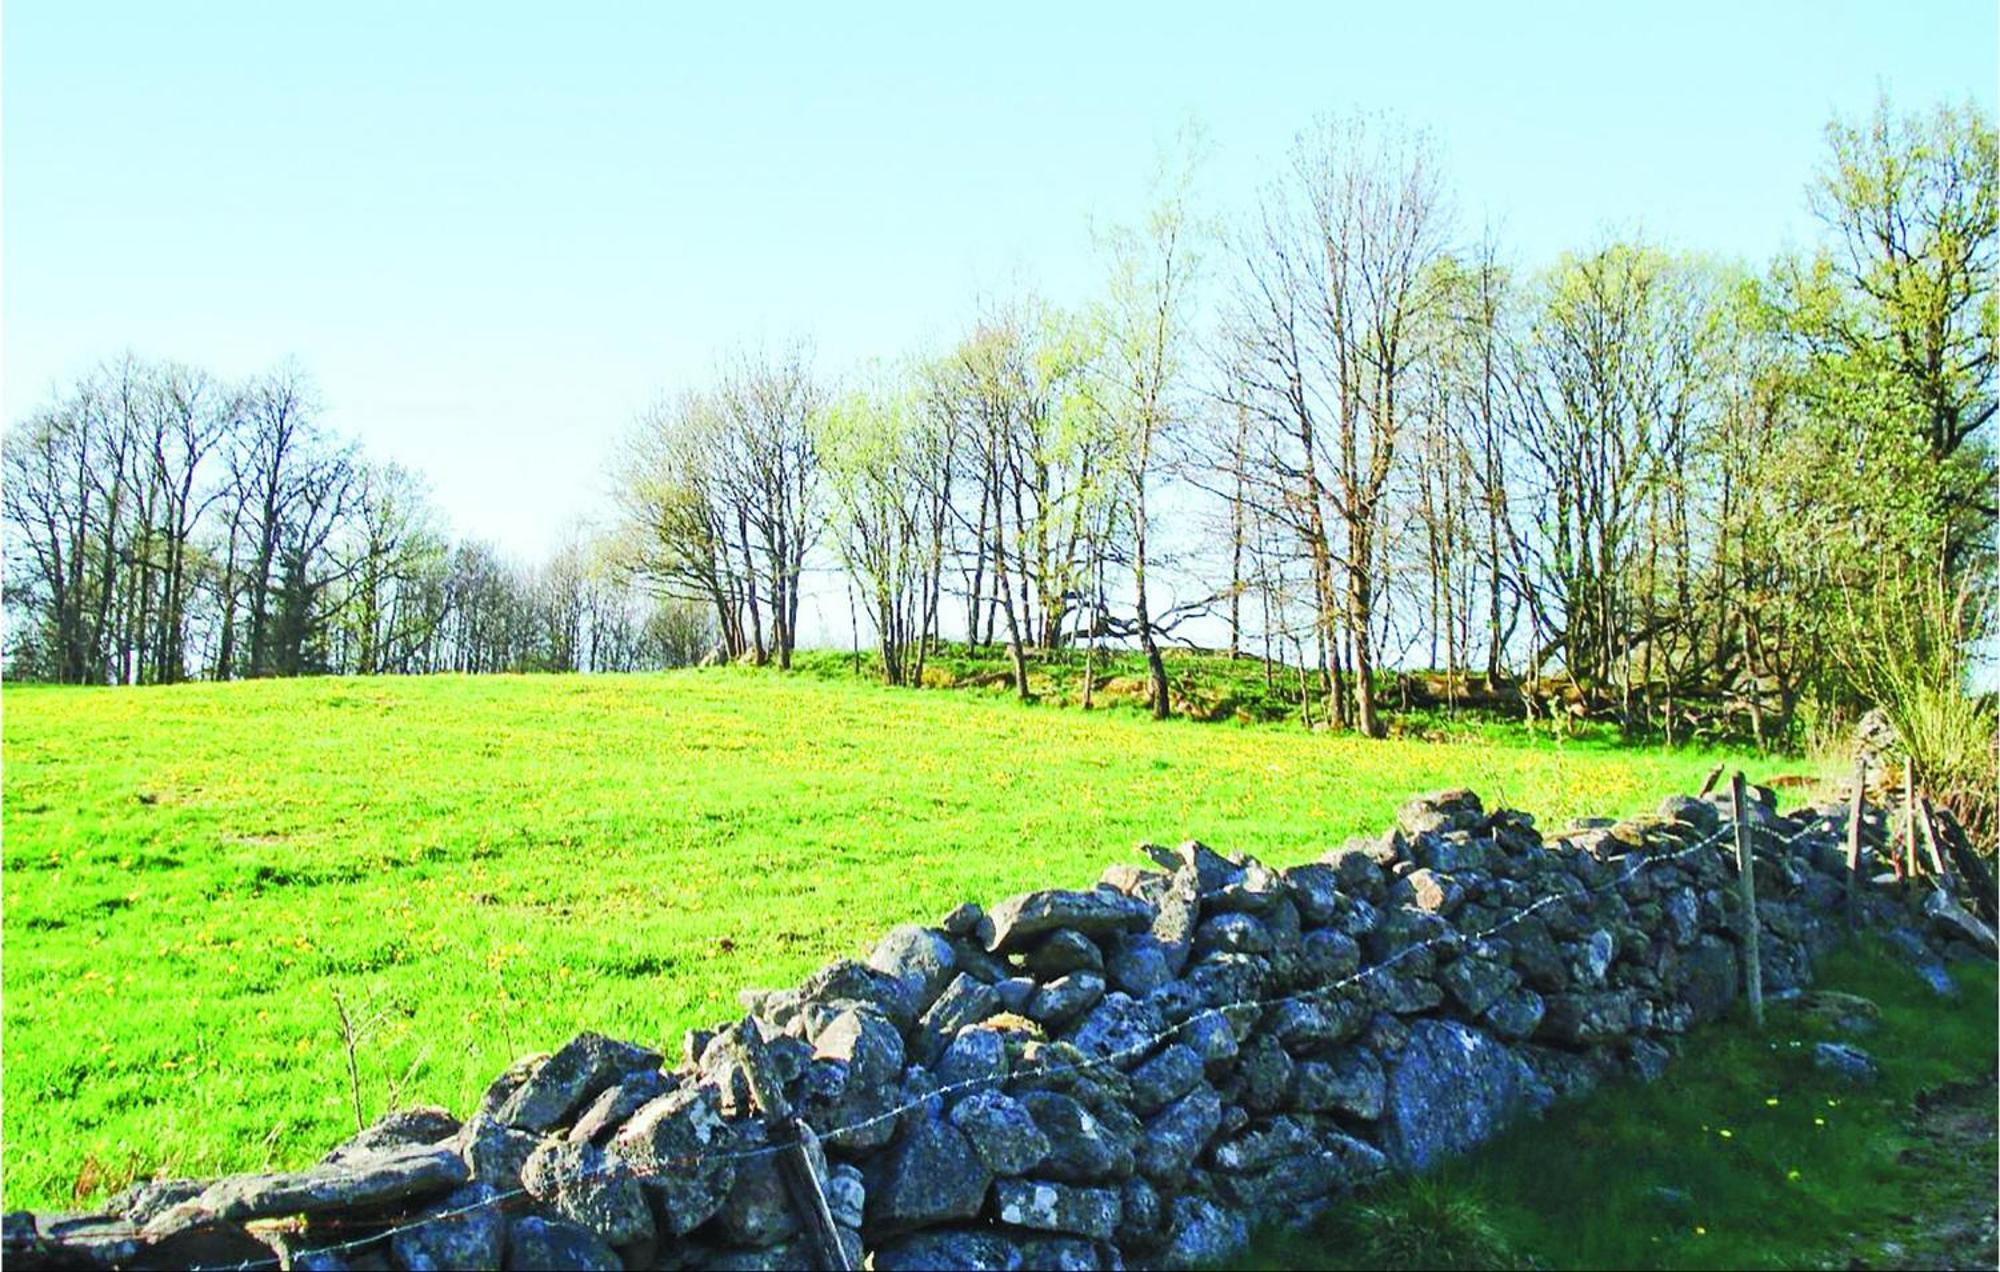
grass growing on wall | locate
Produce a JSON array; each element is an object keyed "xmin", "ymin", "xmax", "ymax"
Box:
[
  {"xmin": 2, "ymin": 668, "xmax": 1767, "ymax": 1209},
  {"xmin": 1252, "ymin": 945, "xmax": 2000, "ymax": 1270}
]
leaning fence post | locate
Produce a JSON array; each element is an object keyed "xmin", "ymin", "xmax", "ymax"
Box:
[
  {"xmin": 1844, "ymin": 759, "xmax": 1867, "ymax": 927},
  {"xmin": 1915, "ymin": 795, "xmax": 1952, "ymax": 886},
  {"xmin": 732, "ymin": 1018, "xmax": 854, "ymax": 1272},
  {"xmin": 1731, "ymin": 771, "xmax": 1764, "ymax": 1029},
  {"xmin": 1698, "ymin": 763, "xmax": 1725, "ymax": 798}
]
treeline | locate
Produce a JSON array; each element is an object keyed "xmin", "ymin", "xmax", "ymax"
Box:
[
  {"xmin": 7, "ymin": 96, "xmax": 1991, "ymax": 762},
  {"xmin": 3, "ymin": 359, "xmax": 714, "ymax": 683},
  {"xmin": 618, "ymin": 98, "xmax": 1995, "ymax": 750}
]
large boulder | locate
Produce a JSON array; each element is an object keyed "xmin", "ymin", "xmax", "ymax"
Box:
[
  {"xmin": 1381, "ymin": 1019, "xmax": 1537, "ymax": 1171},
  {"xmin": 864, "ymin": 1110, "xmax": 993, "ymax": 1234}
]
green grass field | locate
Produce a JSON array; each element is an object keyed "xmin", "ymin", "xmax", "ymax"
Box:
[{"xmin": 1, "ymin": 668, "xmax": 1770, "ymax": 1210}]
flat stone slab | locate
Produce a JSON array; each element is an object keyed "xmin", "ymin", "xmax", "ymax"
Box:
[
  {"xmin": 149, "ymin": 1144, "xmax": 469, "ymax": 1229},
  {"xmin": 985, "ymin": 890, "xmax": 1156, "ymax": 954}
]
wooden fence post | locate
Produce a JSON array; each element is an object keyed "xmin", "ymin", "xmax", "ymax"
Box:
[
  {"xmin": 1902, "ymin": 757, "xmax": 1918, "ymax": 880},
  {"xmin": 1731, "ymin": 771, "xmax": 1764, "ymax": 1029},
  {"xmin": 732, "ymin": 1018, "xmax": 854, "ymax": 1272},
  {"xmin": 1698, "ymin": 763, "xmax": 1725, "ymax": 798},
  {"xmin": 1844, "ymin": 759, "xmax": 1867, "ymax": 927}
]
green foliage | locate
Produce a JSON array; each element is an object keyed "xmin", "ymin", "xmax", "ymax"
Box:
[
  {"xmin": 1, "ymin": 670, "xmax": 1759, "ymax": 1209},
  {"xmin": 1833, "ymin": 570, "xmax": 1998, "ymax": 841}
]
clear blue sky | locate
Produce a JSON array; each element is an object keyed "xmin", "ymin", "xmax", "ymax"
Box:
[{"xmin": 6, "ymin": 2, "xmax": 1995, "ymax": 561}]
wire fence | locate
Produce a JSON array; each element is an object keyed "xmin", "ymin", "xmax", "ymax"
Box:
[{"xmin": 141, "ymin": 808, "xmax": 1848, "ymax": 1270}]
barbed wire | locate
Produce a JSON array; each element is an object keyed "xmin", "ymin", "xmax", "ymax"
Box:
[{"xmin": 155, "ymin": 809, "xmax": 1844, "ymax": 1270}]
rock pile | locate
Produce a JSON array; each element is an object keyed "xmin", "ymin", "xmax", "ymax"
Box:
[{"xmin": 8, "ymin": 785, "xmax": 1990, "ymax": 1271}]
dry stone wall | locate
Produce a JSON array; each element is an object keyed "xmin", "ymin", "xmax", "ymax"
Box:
[{"xmin": 10, "ymin": 784, "xmax": 1994, "ymax": 1272}]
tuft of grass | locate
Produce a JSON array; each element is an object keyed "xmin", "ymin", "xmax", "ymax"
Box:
[
  {"xmin": 3, "ymin": 668, "xmax": 1761, "ymax": 1209},
  {"xmin": 1317, "ymin": 1176, "xmax": 1524, "ymax": 1270}
]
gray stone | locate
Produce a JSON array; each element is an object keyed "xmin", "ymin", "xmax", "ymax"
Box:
[
  {"xmin": 715, "ymin": 1123, "xmax": 826, "ymax": 1248},
  {"xmin": 1160, "ymin": 1194, "xmax": 1249, "ymax": 1270},
  {"xmin": 1264, "ymin": 995, "xmax": 1366, "ymax": 1051},
  {"xmin": 1025, "ymin": 928, "xmax": 1106, "ymax": 977},
  {"xmin": 29, "ymin": 1215, "xmax": 145, "ymax": 1269},
  {"xmin": 919, "ymin": 975, "xmax": 1003, "ymax": 1064},
  {"xmin": 107, "ymin": 1178, "xmax": 204, "ymax": 1227},
  {"xmin": 1480, "ymin": 987, "xmax": 1546, "ymax": 1041},
  {"xmin": 1398, "ymin": 789, "xmax": 1485, "ymax": 837},
  {"xmin": 866, "ymin": 1110, "xmax": 993, "ymax": 1233},
  {"xmin": 798, "ymin": 958, "xmax": 923, "ymax": 1030},
  {"xmin": 935, "ymin": 1026, "xmax": 1009, "ymax": 1093},
  {"xmin": 1211, "ymin": 1114, "xmax": 1318, "ymax": 1172},
  {"xmin": 1019, "ymin": 1090, "xmax": 1133, "ymax": 1183},
  {"xmin": 520, "ymin": 1138, "xmax": 653, "ymax": 1245},
  {"xmin": 1292, "ymin": 1049, "xmax": 1385, "ymax": 1120},
  {"xmin": 322, "ymin": 1106, "xmax": 461, "ymax": 1168},
  {"xmin": 1279, "ymin": 862, "xmax": 1344, "ymax": 925},
  {"xmin": 1372, "ymin": 964, "xmax": 1446, "ymax": 1015},
  {"xmin": 1026, "ymin": 973, "xmax": 1105, "ymax": 1030},
  {"xmin": 1389, "ymin": 868, "xmax": 1464, "ymax": 915},
  {"xmin": 568, "ymin": 1069, "xmax": 674, "ymax": 1144},
  {"xmin": 503, "ymin": 1215, "xmax": 619, "ymax": 1271},
  {"xmin": 813, "ymin": 1006, "xmax": 905, "ymax": 1087},
  {"xmin": 1382, "ymin": 1019, "xmax": 1536, "ymax": 1171},
  {"xmin": 985, "ymin": 890, "xmax": 1156, "ymax": 954},
  {"xmin": 453, "ymin": 1114, "xmax": 541, "ymax": 1193},
  {"xmin": 390, "ymin": 1182, "xmax": 505, "ymax": 1271},
  {"xmin": 1237, "ymin": 1034, "xmax": 1295, "ymax": 1112},
  {"xmin": 1064, "ymin": 992, "xmax": 1164, "ymax": 1067},
  {"xmin": 1628, "ymin": 1037, "xmax": 1672, "ymax": 1083},
  {"xmin": 949, "ymin": 1089, "xmax": 1052, "ymax": 1175},
  {"xmin": 1295, "ymin": 928, "xmax": 1362, "ymax": 983},
  {"xmin": 1438, "ymin": 955, "xmax": 1519, "ymax": 1018},
  {"xmin": 1105, "ymin": 935, "xmax": 1175, "ymax": 996},
  {"xmin": 941, "ymin": 902, "xmax": 987, "ymax": 938},
  {"xmin": 1117, "ymin": 1176, "xmax": 1164, "ymax": 1247},
  {"xmin": 870, "ymin": 924, "xmax": 960, "ymax": 1011},
  {"xmin": 825, "ymin": 1162, "xmax": 865, "ymax": 1229},
  {"xmin": 1128, "ymin": 1044, "xmax": 1203, "ymax": 1115},
  {"xmin": 613, "ymin": 1085, "xmax": 738, "ymax": 1235},
  {"xmin": 1539, "ymin": 990, "xmax": 1638, "ymax": 1044},
  {"xmin": 993, "ymin": 1179, "xmax": 1122, "ymax": 1241},
  {"xmin": 475, "ymin": 1053, "xmax": 545, "ymax": 1121},
  {"xmin": 1923, "ymin": 889, "xmax": 1997, "ymax": 955},
  {"xmin": 1193, "ymin": 911, "xmax": 1272, "ymax": 956},
  {"xmin": 874, "ymin": 1229, "xmax": 1025, "ymax": 1271},
  {"xmin": 497, "ymin": 1032, "xmax": 661, "ymax": 1133},
  {"xmin": 154, "ymin": 1144, "xmax": 468, "ymax": 1227},
  {"xmin": 1664, "ymin": 887, "xmax": 1701, "ymax": 946},
  {"xmin": 1142, "ymin": 839, "xmax": 1245, "ymax": 895},
  {"xmin": 1015, "ymin": 1235, "xmax": 1107, "ymax": 1270},
  {"xmin": 1813, "ymin": 1041, "xmax": 1881, "ymax": 1084},
  {"xmin": 994, "ymin": 976, "xmax": 1038, "ymax": 1014},
  {"xmin": 1136, "ymin": 1086, "xmax": 1222, "ymax": 1181},
  {"xmin": 1681, "ymin": 934, "xmax": 1740, "ymax": 1024},
  {"xmin": 1178, "ymin": 1009, "xmax": 1239, "ymax": 1069},
  {"xmin": 1659, "ymin": 794, "xmax": 1719, "ymax": 833}
]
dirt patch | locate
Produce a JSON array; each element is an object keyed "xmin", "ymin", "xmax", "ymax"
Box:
[{"xmin": 1828, "ymin": 1076, "xmax": 2000, "ymax": 1270}]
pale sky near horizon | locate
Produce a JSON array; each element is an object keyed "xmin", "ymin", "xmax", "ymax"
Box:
[{"xmin": 6, "ymin": 2, "xmax": 1996, "ymax": 572}]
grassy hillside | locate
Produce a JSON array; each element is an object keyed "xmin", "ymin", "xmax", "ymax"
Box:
[{"xmin": 2, "ymin": 668, "xmax": 1768, "ymax": 1209}]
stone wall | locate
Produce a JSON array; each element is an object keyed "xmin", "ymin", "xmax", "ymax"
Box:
[{"xmin": 9, "ymin": 785, "xmax": 1993, "ymax": 1271}]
